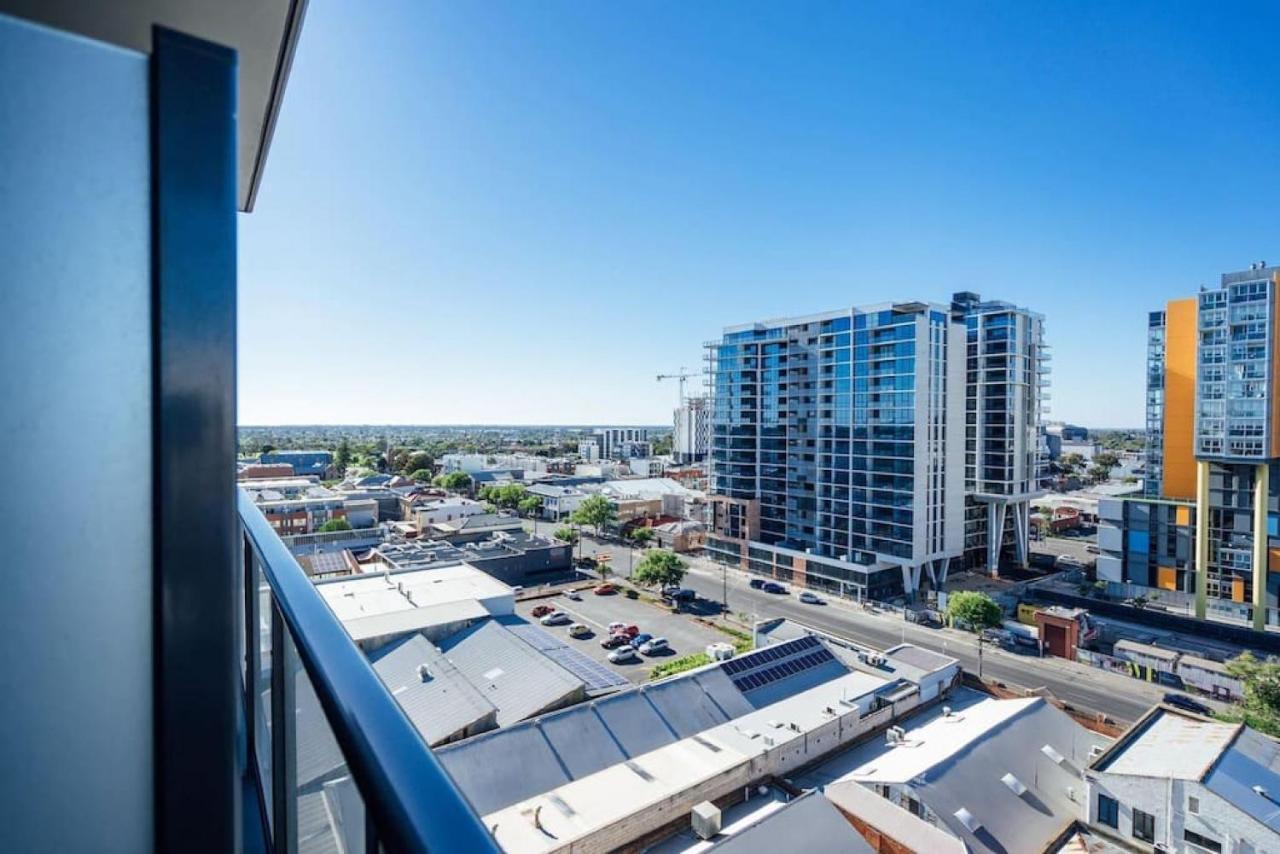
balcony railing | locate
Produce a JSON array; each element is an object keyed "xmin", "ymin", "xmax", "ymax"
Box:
[{"xmin": 239, "ymin": 490, "xmax": 498, "ymax": 854}]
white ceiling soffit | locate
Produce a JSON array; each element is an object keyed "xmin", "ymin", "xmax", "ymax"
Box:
[{"xmin": 2, "ymin": 0, "xmax": 307, "ymax": 212}]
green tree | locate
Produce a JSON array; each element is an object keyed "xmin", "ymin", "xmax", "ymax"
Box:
[
  {"xmin": 572, "ymin": 495, "xmax": 617, "ymax": 537},
  {"xmin": 628, "ymin": 527, "xmax": 654, "ymax": 546},
  {"xmin": 553, "ymin": 526, "xmax": 579, "ymax": 544},
  {"xmin": 1088, "ymin": 463, "xmax": 1113, "ymax": 483},
  {"xmin": 408, "ymin": 468, "xmax": 433, "ymax": 483},
  {"xmin": 1225, "ymin": 652, "xmax": 1280, "ymax": 736},
  {"xmin": 402, "ymin": 450, "xmax": 434, "ymax": 475},
  {"xmin": 1057, "ymin": 452, "xmax": 1085, "ymax": 475},
  {"xmin": 632, "ymin": 550, "xmax": 687, "ymax": 588},
  {"xmin": 433, "ymin": 471, "xmax": 472, "ymax": 491},
  {"xmin": 945, "ymin": 590, "xmax": 1003, "ymax": 631},
  {"xmin": 334, "ymin": 438, "xmax": 352, "ymax": 476},
  {"xmin": 318, "ymin": 518, "xmax": 352, "ymax": 533},
  {"xmin": 1093, "ymin": 451, "xmax": 1121, "ymax": 470},
  {"xmin": 518, "ymin": 495, "xmax": 543, "ymax": 517}
]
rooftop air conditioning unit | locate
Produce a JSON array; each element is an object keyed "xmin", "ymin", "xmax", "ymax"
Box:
[{"xmin": 691, "ymin": 801, "xmax": 721, "ymax": 840}]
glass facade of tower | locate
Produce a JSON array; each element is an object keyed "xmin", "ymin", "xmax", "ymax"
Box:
[
  {"xmin": 1145, "ymin": 310, "xmax": 1167, "ymax": 497},
  {"xmin": 707, "ymin": 300, "xmax": 974, "ymax": 600},
  {"xmin": 1102, "ymin": 264, "xmax": 1280, "ymax": 630}
]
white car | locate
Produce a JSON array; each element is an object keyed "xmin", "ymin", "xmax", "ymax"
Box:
[
  {"xmin": 798, "ymin": 591, "xmax": 825, "ymax": 605},
  {"xmin": 608, "ymin": 645, "xmax": 639, "ymax": 664},
  {"xmin": 564, "ymin": 590, "xmax": 582, "ymax": 601},
  {"xmin": 540, "ymin": 611, "xmax": 571, "ymax": 626},
  {"xmin": 607, "ymin": 621, "xmax": 627, "ymax": 634},
  {"xmin": 639, "ymin": 637, "xmax": 669, "ymax": 655}
]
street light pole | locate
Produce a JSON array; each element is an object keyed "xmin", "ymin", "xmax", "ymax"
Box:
[
  {"xmin": 722, "ymin": 563, "xmax": 728, "ymax": 619},
  {"xmin": 977, "ymin": 634, "xmax": 985, "ymax": 680}
]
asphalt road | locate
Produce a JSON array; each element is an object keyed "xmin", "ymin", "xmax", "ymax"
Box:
[{"xmin": 574, "ymin": 534, "xmax": 1170, "ymax": 724}]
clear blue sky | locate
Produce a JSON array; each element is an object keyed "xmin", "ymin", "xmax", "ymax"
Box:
[{"xmin": 239, "ymin": 1, "xmax": 1280, "ymax": 428}]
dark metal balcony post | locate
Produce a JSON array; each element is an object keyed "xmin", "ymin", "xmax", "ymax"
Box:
[
  {"xmin": 271, "ymin": 601, "xmax": 298, "ymax": 852},
  {"xmin": 244, "ymin": 539, "xmax": 260, "ymax": 760},
  {"xmin": 151, "ymin": 26, "xmax": 239, "ymax": 853}
]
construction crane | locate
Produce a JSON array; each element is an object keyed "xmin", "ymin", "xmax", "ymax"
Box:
[{"xmin": 656, "ymin": 367, "xmax": 695, "ymax": 405}]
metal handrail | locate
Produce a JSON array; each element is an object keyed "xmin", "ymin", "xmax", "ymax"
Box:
[{"xmin": 239, "ymin": 490, "xmax": 498, "ymax": 853}]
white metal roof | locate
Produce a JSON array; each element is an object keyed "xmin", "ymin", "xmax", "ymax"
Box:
[
  {"xmin": 1101, "ymin": 708, "xmax": 1240, "ymax": 780},
  {"xmin": 316, "ymin": 563, "xmax": 513, "ymax": 641}
]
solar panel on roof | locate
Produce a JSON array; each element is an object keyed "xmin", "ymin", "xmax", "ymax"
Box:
[{"xmin": 725, "ymin": 635, "xmax": 838, "ymax": 693}]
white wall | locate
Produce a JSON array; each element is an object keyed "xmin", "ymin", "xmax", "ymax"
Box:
[{"xmin": 0, "ymin": 13, "xmax": 154, "ymax": 853}]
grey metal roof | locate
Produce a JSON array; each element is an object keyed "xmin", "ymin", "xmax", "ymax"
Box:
[
  {"xmin": 499, "ymin": 618, "xmax": 630, "ymax": 693},
  {"xmin": 878, "ymin": 699, "xmax": 1102, "ymax": 854},
  {"xmin": 370, "ymin": 635, "xmax": 497, "ymax": 746},
  {"xmin": 704, "ymin": 791, "xmax": 876, "ymax": 854},
  {"xmin": 436, "ymin": 643, "xmax": 834, "ymax": 817},
  {"xmin": 437, "ymin": 620, "xmax": 584, "ymax": 726}
]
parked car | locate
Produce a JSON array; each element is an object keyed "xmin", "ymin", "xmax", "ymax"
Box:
[
  {"xmin": 607, "ymin": 621, "xmax": 627, "ymax": 634},
  {"xmin": 639, "ymin": 637, "xmax": 670, "ymax": 655},
  {"xmin": 540, "ymin": 611, "xmax": 571, "ymax": 626},
  {"xmin": 568, "ymin": 623, "xmax": 591, "ymax": 639},
  {"xmin": 601, "ymin": 634, "xmax": 630, "ymax": 649},
  {"xmin": 531, "ymin": 604, "xmax": 555, "ymax": 618},
  {"xmin": 763, "ymin": 582, "xmax": 788, "ymax": 594},
  {"xmin": 593, "ymin": 583, "xmax": 617, "ymax": 595},
  {"xmin": 630, "ymin": 632, "xmax": 654, "ymax": 649},
  {"xmin": 1164, "ymin": 692, "xmax": 1212, "ymax": 716},
  {"xmin": 670, "ymin": 589, "xmax": 697, "ymax": 602},
  {"xmin": 608, "ymin": 645, "xmax": 639, "ymax": 663},
  {"xmin": 798, "ymin": 591, "xmax": 825, "ymax": 605},
  {"xmin": 564, "ymin": 590, "xmax": 582, "ymax": 601},
  {"xmin": 749, "ymin": 578, "xmax": 766, "ymax": 590},
  {"xmin": 1085, "ymin": 544, "xmax": 1100, "ymax": 555}
]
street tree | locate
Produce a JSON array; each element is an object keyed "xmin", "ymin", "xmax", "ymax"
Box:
[
  {"xmin": 944, "ymin": 590, "xmax": 1003, "ymax": 631},
  {"xmin": 571, "ymin": 495, "xmax": 617, "ymax": 537},
  {"xmin": 408, "ymin": 468, "xmax": 432, "ymax": 483},
  {"xmin": 632, "ymin": 550, "xmax": 687, "ymax": 588},
  {"xmin": 1226, "ymin": 652, "xmax": 1280, "ymax": 737},
  {"xmin": 518, "ymin": 495, "xmax": 543, "ymax": 517},
  {"xmin": 317, "ymin": 518, "xmax": 352, "ymax": 533},
  {"xmin": 628, "ymin": 527, "xmax": 654, "ymax": 546},
  {"xmin": 553, "ymin": 526, "xmax": 579, "ymax": 545}
]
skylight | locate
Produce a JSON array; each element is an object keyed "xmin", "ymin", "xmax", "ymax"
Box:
[
  {"xmin": 954, "ymin": 807, "xmax": 982, "ymax": 832},
  {"xmin": 1041, "ymin": 744, "xmax": 1065, "ymax": 764}
]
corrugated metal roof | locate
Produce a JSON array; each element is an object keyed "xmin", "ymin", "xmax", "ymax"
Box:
[
  {"xmin": 371, "ymin": 635, "xmax": 497, "ymax": 746},
  {"xmin": 700, "ymin": 791, "xmax": 875, "ymax": 854},
  {"xmin": 819, "ymin": 695, "xmax": 1108, "ymax": 854},
  {"xmin": 437, "ymin": 620, "xmax": 584, "ymax": 726}
]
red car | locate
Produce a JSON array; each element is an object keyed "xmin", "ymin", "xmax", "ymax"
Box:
[
  {"xmin": 530, "ymin": 604, "xmax": 556, "ymax": 618},
  {"xmin": 593, "ymin": 583, "xmax": 617, "ymax": 596},
  {"xmin": 600, "ymin": 634, "xmax": 630, "ymax": 649}
]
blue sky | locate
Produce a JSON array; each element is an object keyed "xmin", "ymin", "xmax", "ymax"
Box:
[{"xmin": 239, "ymin": 1, "xmax": 1280, "ymax": 427}]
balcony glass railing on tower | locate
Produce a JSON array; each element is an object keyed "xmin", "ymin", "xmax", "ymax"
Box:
[{"xmin": 239, "ymin": 490, "xmax": 499, "ymax": 854}]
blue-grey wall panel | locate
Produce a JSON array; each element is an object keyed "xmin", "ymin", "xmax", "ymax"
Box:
[{"xmin": 0, "ymin": 12, "xmax": 153, "ymax": 854}]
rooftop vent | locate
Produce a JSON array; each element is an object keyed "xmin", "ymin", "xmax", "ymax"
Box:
[
  {"xmin": 1001, "ymin": 773, "xmax": 1028, "ymax": 796},
  {"xmin": 417, "ymin": 664, "xmax": 431, "ymax": 682},
  {"xmin": 1041, "ymin": 744, "xmax": 1065, "ymax": 765},
  {"xmin": 954, "ymin": 807, "xmax": 982, "ymax": 833}
]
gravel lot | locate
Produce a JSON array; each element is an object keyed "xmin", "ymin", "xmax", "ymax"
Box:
[{"xmin": 514, "ymin": 589, "xmax": 729, "ymax": 683}]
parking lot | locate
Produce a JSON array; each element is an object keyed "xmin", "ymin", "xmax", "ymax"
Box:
[{"xmin": 513, "ymin": 588, "xmax": 729, "ymax": 683}]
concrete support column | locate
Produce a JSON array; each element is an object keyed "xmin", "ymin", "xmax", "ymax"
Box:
[
  {"xmin": 900, "ymin": 563, "xmax": 922, "ymax": 597},
  {"xmin": 937, "ymin": 556, "xmax": 951, "ymax": 589},
  {"xmin": 1011, "ymin": 501, "xmax": 1030, "ymax": 568},
  {"xmin": 1195, "ymin": 460, "xmax": 1210, "ymax": 620},
  {"xmin": 987, "ymin": 502, "xmax": 1008, "ymax": 577},
  {"xmin": 1253, "ymin": 463, "xmax": 1269, "ymax": 632}
]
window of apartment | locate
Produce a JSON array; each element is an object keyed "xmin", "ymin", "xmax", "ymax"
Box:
[
  {"xmin": 1187, "ymin": 796, "xmax": 1199, "ymax": 814},
  {"xmin": 1097, "ymin": 794, "xmax": 1119, "ymax": 829},
  {"xmin": 1132, "ymin": 808, "xmax": 1155, "ymax": 843},
  {"xmin": 1184, "ymin": 829, "xmax": 1222, "ymax": 853}
]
